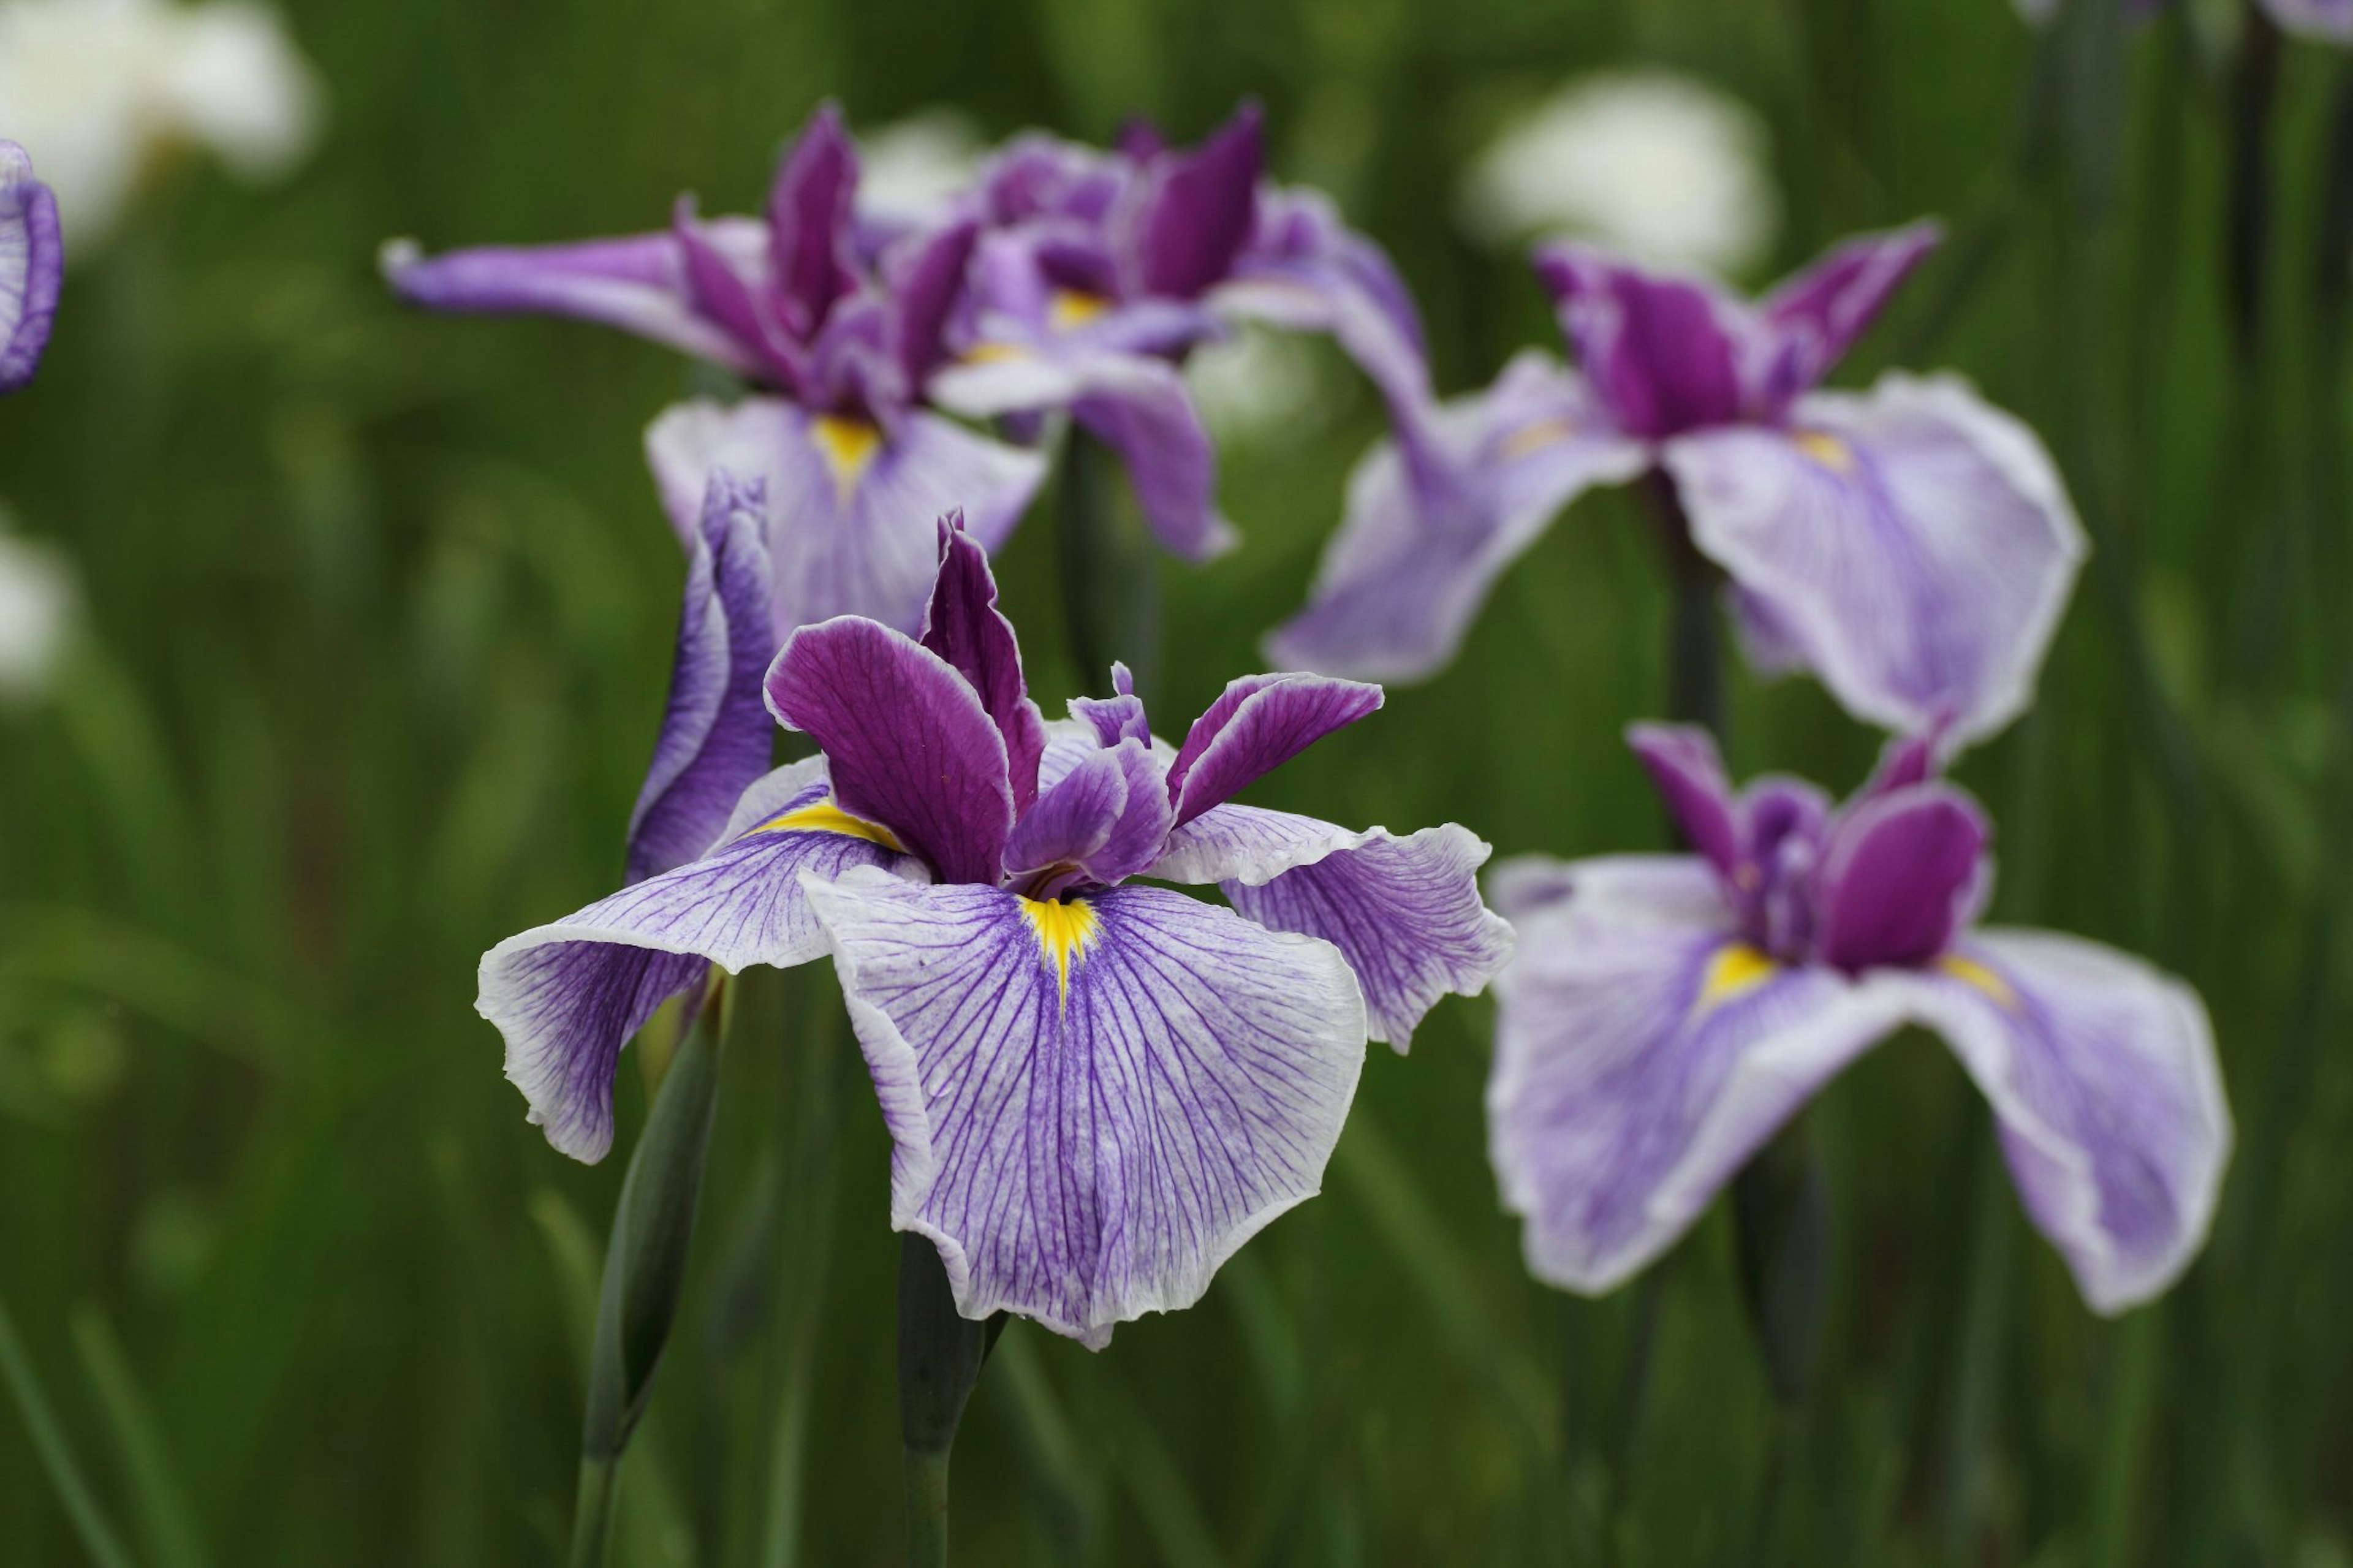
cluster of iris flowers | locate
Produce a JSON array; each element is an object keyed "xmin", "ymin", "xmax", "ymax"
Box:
[{"xmin": 331, "ymin": 96, "xmax": 2227, "ymax": 1557}]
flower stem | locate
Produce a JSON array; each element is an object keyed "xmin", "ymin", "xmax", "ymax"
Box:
[
  {"xmin": 1056, "ymin": 426, "xmax": 1161, "ymax": 702},
  {"xmin": 2227, "ymin": 0, "xmax": 2283, "ymax": 366},
  {"xmin": 898, "ymin": 1234, "xmax": 999, "ymax": 1568},
  {"xmin": 1639, "ymin": 471, "xmax": 1722, "ymax": 738},
  {"xmin": 903, "ymin": 1446, "xmax": 952, "ymax": 1568},
  {"xmin": 568, "ymin": 1455, "xmax": 621, "ymax": 1568}
]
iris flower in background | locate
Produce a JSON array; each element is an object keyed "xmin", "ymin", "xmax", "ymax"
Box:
[
  {"xmin": 852, "ymin": 108, "xmax": 985, "ymax": 232},
  {"xmin": 477, "ymin": 517, "xmax": 1511, "ymax": 1346},
  {"xmin": 929, "ymin": 104, "xmax": 1431, "ymax": 561},
  {"xmin": 0, "ymin": 0, "xmax": 320, "ymax": 249},
  {"xmin": 1269, "ymin": 225, "xmax": 2087, "ymax": 752},
  {"xmin": 0, "ymin": 510, "xmax": 74, "ymax": 699},
  {"xmin": 2017, "ymin": 0, "xmax": 2348, "ymax": 42},
  {"xmin": 1455, "ymin": 71, "xmax": 1778, "ymax": 279},
  {"xmin": 0, "ymin": 141, "xmax": 61, "ymax": 392},
  {"xmin": 1487, "ymin": 724, "xmax": 2229, "ymax": 1312},
  {"xmin": 383, "ymin": 105, "xmax": 1048, "ymax": 640}
]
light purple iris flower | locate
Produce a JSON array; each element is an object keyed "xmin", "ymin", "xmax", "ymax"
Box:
[
  {"xmin": 478, "ymin": 515, "xmax": 1512, "ymax": 1347},
  {"xmin": 1270, "ymin": 225, "xmax": 2089, "ymax": 751},
  {"xmin": 0, "ymin": 142, "xmax": 63, "ymax": 395},
  {"xmin": 381, "ymin": 105, "xmax": 1047, "ymax": 640},
  {"xmin": 926, "ymin": 104, "xmax": 1430, "ymax": 561},
  {"xmin": 1487, "ymin": 724, "xmax": 2229, "ymax": 1314}
]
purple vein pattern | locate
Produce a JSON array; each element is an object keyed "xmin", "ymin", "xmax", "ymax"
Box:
[{"xmin": 0, "ymin": 142, "xmax": 62, "ymax": 395}]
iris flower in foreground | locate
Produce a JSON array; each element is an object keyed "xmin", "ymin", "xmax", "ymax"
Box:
[
  {"xmin": 382, "ymin": 105, "xmax": 1045, "ymax": 638},
  {"xmin": 479, "ymin": 517, "xmax": 1513, "ymax": 1346},
  {"xmin": 1270, "ymin": 225, "xmax": 2087, "ymax": 751},
  {"xmin": 0, "ymin": 141, "xmax": 61, "ymax": 393},
  {"xmin": 928, "ymin": 104, "xmax": 1431, "ymax": 558},
  {"xmin": 1487, "ymin": 724, "xmax": 2229, "ymax": 1312}
]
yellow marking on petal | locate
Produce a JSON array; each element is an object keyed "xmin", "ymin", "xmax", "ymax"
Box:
[
  {"xmin": 1939, "ymin": 954, "xmax": 2018, "ymax": 1010},
  {"xmin": 1048, "ymin": 289, "xmax": 1110, "ymax": 333},
  {"xmin": 810, "ymin": 414, "xmax": 882, "ymax": 501},
  {"xmin": 1020, "ymin": 895, "xmax": 1099, "ymax": 1011},
  {"xmin": 754, "ymin": 799, "xmax": 905, "ymax": 852},
  {"xmin": 1697, "ymin": 942, "xmax": 1777, "ymax": 1012},
  {"xmin": 961, "ymin": 341, "xmax": 1029, "ymax": 365},
  {"xmin": 1794, "ymin": 430, "xmax": 1856, "ymax": 474},
  {"xmin": 1499, "ymin": 415, "xmax": 1579, "ymax": 461}
]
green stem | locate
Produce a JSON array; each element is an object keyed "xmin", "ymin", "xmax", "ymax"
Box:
[
  {"xmin": 898, "ymin": 1235, "xmax": 997, "ymax": 1568},
  {"xmin": 569, "ymin": 1455, "xmax": 621, "ymax": 1568},
  {"xmin": 1056, "ymin": 426, "xmax": 1162, "ymax": 701},
  {"xmin": 0, "ymin": 1290, "xmax": 137, "ymax": 1568},
  {"xmin": 903, "ymin": 1447, "xmax": 952, "ymax": 1568}
]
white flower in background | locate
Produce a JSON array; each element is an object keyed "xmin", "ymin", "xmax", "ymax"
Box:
[
  {"xmin": 1185, "ymin": 324, "xmax": 1324, "ymax": 447},
  {"xmin": 0, "ymin": 0, "xmax": 323, "ymax": 249},
  {"xmin": 854, "ymin": 108, "xmax": 983, "ymax": 230},
  {"xmin": 0, "ymin": 520, "xmax": 74, "ymax": 699},
  {"xmin": 1457, "ymin": 71, "xmax": 1778, "ymax": 278}
]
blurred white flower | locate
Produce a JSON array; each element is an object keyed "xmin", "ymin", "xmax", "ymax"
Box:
[
  {"xmin": 1185, "ymin": 324, "xmax": 1324, "ymax": 447},
  {"xmin": 1457, "ymin": 72, "xmax": 1778, "ymax": 278},
  {"xmin": 0, "ymin": 0, "xmax": 323, "ymax": 249},
  {"xmin": 855, "ymin": 108, "xmax": 983, "ymax": 230},
  {"xmin": 0, "ymin": 521, "xmax": 74, "ymax": 699}
]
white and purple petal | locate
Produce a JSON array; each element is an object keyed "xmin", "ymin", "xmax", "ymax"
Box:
[
  {"xmin": 2263, "ymin": 0, "xmax": 2353, "ymax": 39},
  {"xmin": 1664, "ymin": 372, "xmax": 2086, "ymax": 748},
  {"xmin": 1898, "ymin": 931, "xmax": 2229, "ymax": 1312},
  {"xmin": 1486, "ymin": 854, "xmax": 1911, "ymax": 1292},
  {"xmin": 805, "ymin": 868, "xmax": 1367, "ymax": 1347},
  {"xmin": 1068, "ymin": 352, "xmax": 1237, "ymax": 561},
  {"xmin": 0, "ymin": 142, "xmax": 61, "ymax": 395},
  {"xmin": 645, "ymin": 396, "xmax": 1047, "ymax": 637},
  {"xmin": 1165, "ymin": 672, "xmax": 1383, "ymax": 827},
  {"xmin": 479, "ymin": 759, "xmax": 919, "ymax": 1162},
  {"xmin": 625, "ymin": 473, "xmax": 778, "ymax": 882},
  {"xmin": 1753, "ymin": 222, "xmax": 1941, "ymax": 412}
]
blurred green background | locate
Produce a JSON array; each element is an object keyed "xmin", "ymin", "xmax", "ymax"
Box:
[{"xmin": 4, "ymin": 0, "xmax": 2351, "ymax": 1562}]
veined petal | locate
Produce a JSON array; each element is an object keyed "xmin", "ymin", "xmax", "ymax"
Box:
[
  {"xmin": 1666, "ymin": 373, "xmax": 2087, "ymax": 748},
  {"xmin": 1264, "ymin": 353, "xmax": 1648, "ymax": 683},
  {"xmin": 1125, "ymin": 103, "xmax": 1262, "ymax": 299},
  {"xmin": 767, "ymin": 615, "xmax": 1014, "ymax": 886},
  {"xmin": 1533, "ymin": 244, "xmax": 1752, "ymax": 438},
  {"xmin": 645, "ymin": 398, "xmax": 1046, "ymax": 637},
  {"xmin": 806, "ymin": 869, "xmax": 1367, "ymax": 1347},
  {"xmin": 381, "ymin": 230, "xmax": 763, "ymax": 376},
  {"xmin": 1002, "ymin": 743, "xmax": 1129, "ymax": 878},
  {"xmin": 1900, "ymin": 931, "xmax": 2229, "ymax": 1312},
  {"xmin": 1487, "ymin": 853, "xmax": 1909, "ymax": 1292},
  {"xmin": 1068, "ymin": 663, "xmax": 1151, "ymax": 749},
  {"xmin": 1069, "ymin": 353, "xmax": 1237, "ymax": 562},
  {"xmin": 479, "ymin": 759, "xmax": 918, "ymax": 1162},
  {"xmin": 767, "ymin": 102, "xmax": 860, "ymax": 338},
  {"xmin": 922, "ymin": 519, "xmax": 1048, "ymax": 811},
  {"xmin": 1627, "ymin": 722, "xmax": 1741, "ymax": 876},
  {"xmin": 0, "ymin": 143, "xmax": 62, "ymax": 394},
  {"xmin": 1166, "ymin": 672, "xmax": 1383, "ymax": 827},
  {"xmin": 625, "ymin": 473, "xmax": 778, "ymax": 882},
  {"xmin": 1755, "ymin": 222, "xmax": 1941, "ymax": 412},
  {"xmin": 885, "ymin": 216, "xmax": 980, "ymax": 385},
  {"xmin": 1219, "ymin": 184, "xmax": 1433, "ymax": 415},
  {"xmin": 1813, "ymin": 783, "xmax": 1988, "ymax": 974}
]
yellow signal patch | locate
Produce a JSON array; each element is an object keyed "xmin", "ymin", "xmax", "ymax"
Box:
[{"xmin": 1020, "ymin": 896, "xmax": 1099, "ymax": 1010}]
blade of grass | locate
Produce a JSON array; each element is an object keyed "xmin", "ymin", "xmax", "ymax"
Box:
[
  {"xmin": 0, "ymin": 1289, "xmax": 138, "ymax": 1568},
  {"xmin": 69, "ymin": 1305, "xmax": 205, "ymax": 1568}
]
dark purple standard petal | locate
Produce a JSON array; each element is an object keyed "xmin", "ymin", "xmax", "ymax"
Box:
[
  {"xmin": 625, "ymin": 473, "xmax": 779, "ymax": 882},
  {"xmin": 672, "ymin": 197, "xmax": 802, "ymax": 388},
  {"xmin": 1165, "ymin": 674, "xmax": 1384, "ymax": 827},
  {"xmin": 1127, "ymin": 104, "xmax": 1264, "ymax": 300},
  {"xmin": 1813, "ymin": 784, "xmax": 1989, "ymax": 974},
  {"xmin": 768, "ymin": 102, "xmax": 861, "ymax": 339},
  {"xmin": 766, "ymin": 617, "xmax": 1014, "ymax": 885},
  {"xmin": 887, "ymin": 216, "xmax": 979, "ymax": 387},
  {"xmin": 0, "ymin": 142, "xmax": 61, "ymax": 395},
  {"xmin": 1627, "ymin": 723, "xmax": 1741, "ymax": 876},
  {"xmin": 920, "ymin": 515, "xmax": 1049, "ymax": 811},
  {"xmin": 1754, "ymin": 222, "xmax": 1941, "ymax": 412},
  {"xmin": 1533, "ymin": 244, "xmax": 1749, "ymax": 439},
  {"xmin": 1069, "ymin": 662, "xmax": 1151, "ymax": 748},
  {"xmin": 1003, "ymin": 744, "xmax": 1131, "ymax": 880}
]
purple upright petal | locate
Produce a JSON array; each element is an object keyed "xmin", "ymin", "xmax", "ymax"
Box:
[
  {"xmin": 0, "ymin": 143, "xmax": 61, "ymax": 395},
  {"xmin": 479, "ymin": 759, "xmax": 919, "ymax": 1161},
  {"xmin": 1813, "ymin": 784, "xmax": 1990, "ymax": 974},
  {"xmin": 625, "ymin": 474, "xmax": 779, "ymax": 883},
  {"xmin": 1487, "ymin": 854, "xmax": 1911, "ymax": 1292},
  {"xmin": 1070, "ymin": 355, "xmax": 1237, "ymax": 561},
  {"xmin": 1127, "ymin": 104, "xmax": 1263, "ymax": 299},
  {"xmin": 673, "ymin": 198, "xmax": 803, "ymax": 388},
  {"xmin": 1627, "ymin": 723, "xmax": 1742, "ymax": 877},
  {"xmin": 645, "ymin": 398, "xmax": 1047, "ymax": 636},
  {"xmin": 1069, "ymin": 663, "xmax": 1152, "ymax": 748},
  {"xmin": 1533, "ymin": 244, "xmax": 1752, "ymax": 438},
  {"xmin": 381, "ymin": 228, "xmax": 765, "ymax": 376},
  {"xmin": 886, "ymin": 216, "xmax": 979, "ymax": 386},
  {"xmin": 1079, "ymin": 740, "xmax": 1177, "ymax": 885},
  {"xmin": 1754, "ymin": 222, "xmax": 1941, "ymax": 412},
  {"xmin": 1220, "ymin": 184, "xmax": 1432, "ymax": 415},
  {"xmin": 1264, "ymin": 353, "xmax": 1648, "ymax": 683},
  {"xmin": 1002, "ymin": 744, "xmax": 1131, "ymax": 881},
  {"xmin": 1665, "ymin": 373, "xmax": 2087, "ymax": 748},
  {"xmin": 805, "ymin": 868, "xmax": 1367, "ymax": 1347},
  {"xmin": 767, "ymin": 103, "xmax": 861, "ymax": 338},
  {"xmin": 767, "ymin": 616, "xmax": 1014, "ymax": 885},
  {"xmin": 922, "ymin": 518, "xmax": 1048, "ymax": 811},
  {"xmin": 2257, "ymin": 0, "xmax": 2353, "ymax": 40},
  {"xmin": 1165, "ymin": 673, "xmax": 1384, "ymax": 827},
  {"xmin": 1902, "ymin": 931, "xmax": 2229, "ymax": 1312}
]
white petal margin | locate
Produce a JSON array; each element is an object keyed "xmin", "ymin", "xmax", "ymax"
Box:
[
  {"xmin": 1893, "ymin": 930, "xmax": 2230, "ymax": 1314},
  {"xmin": 804, "ymin": 868, "xmax": 1368, "ymax": 1349},
  {"xmin": 645, "ymin": 396, "xmax": 1047, "ymax": 637},
  {"xmin": 1664, "ymin": 371, "xmax": 2086, "ymax": 749},
  {"xmin": 1151, "ymin": 803, "xmax": 1513, "ymax": 1051},
  {"xmin": 1485, "ymin": 854, "xmax": 1911, "ymax": 1294},
  {"xmin": 479, "ymin": 759, "xmax": 921, "ymax": 1162}
]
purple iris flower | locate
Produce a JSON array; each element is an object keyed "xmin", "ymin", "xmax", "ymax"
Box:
[
  {"xmin": 926, "ymin": 104, "xmax": 1430, "ymax": 561},
  {"xmin": 1486, "ymin": 724, "xmax": 2230, "ymax": 1313},
  {"xmin": 382, "ymin": 105, "xmax": 1047, "ymax": 640},
  {"xmin": 1270, "ymin": 225, "xmax": 2089, "ymax": 751},
  {"xmin": 0, "ymin": 142, "xmax": 62, "ymax": 395},
  {"xmin": 478, "ymin": 516, "xmax": 1513, "ymax": 1347}
]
